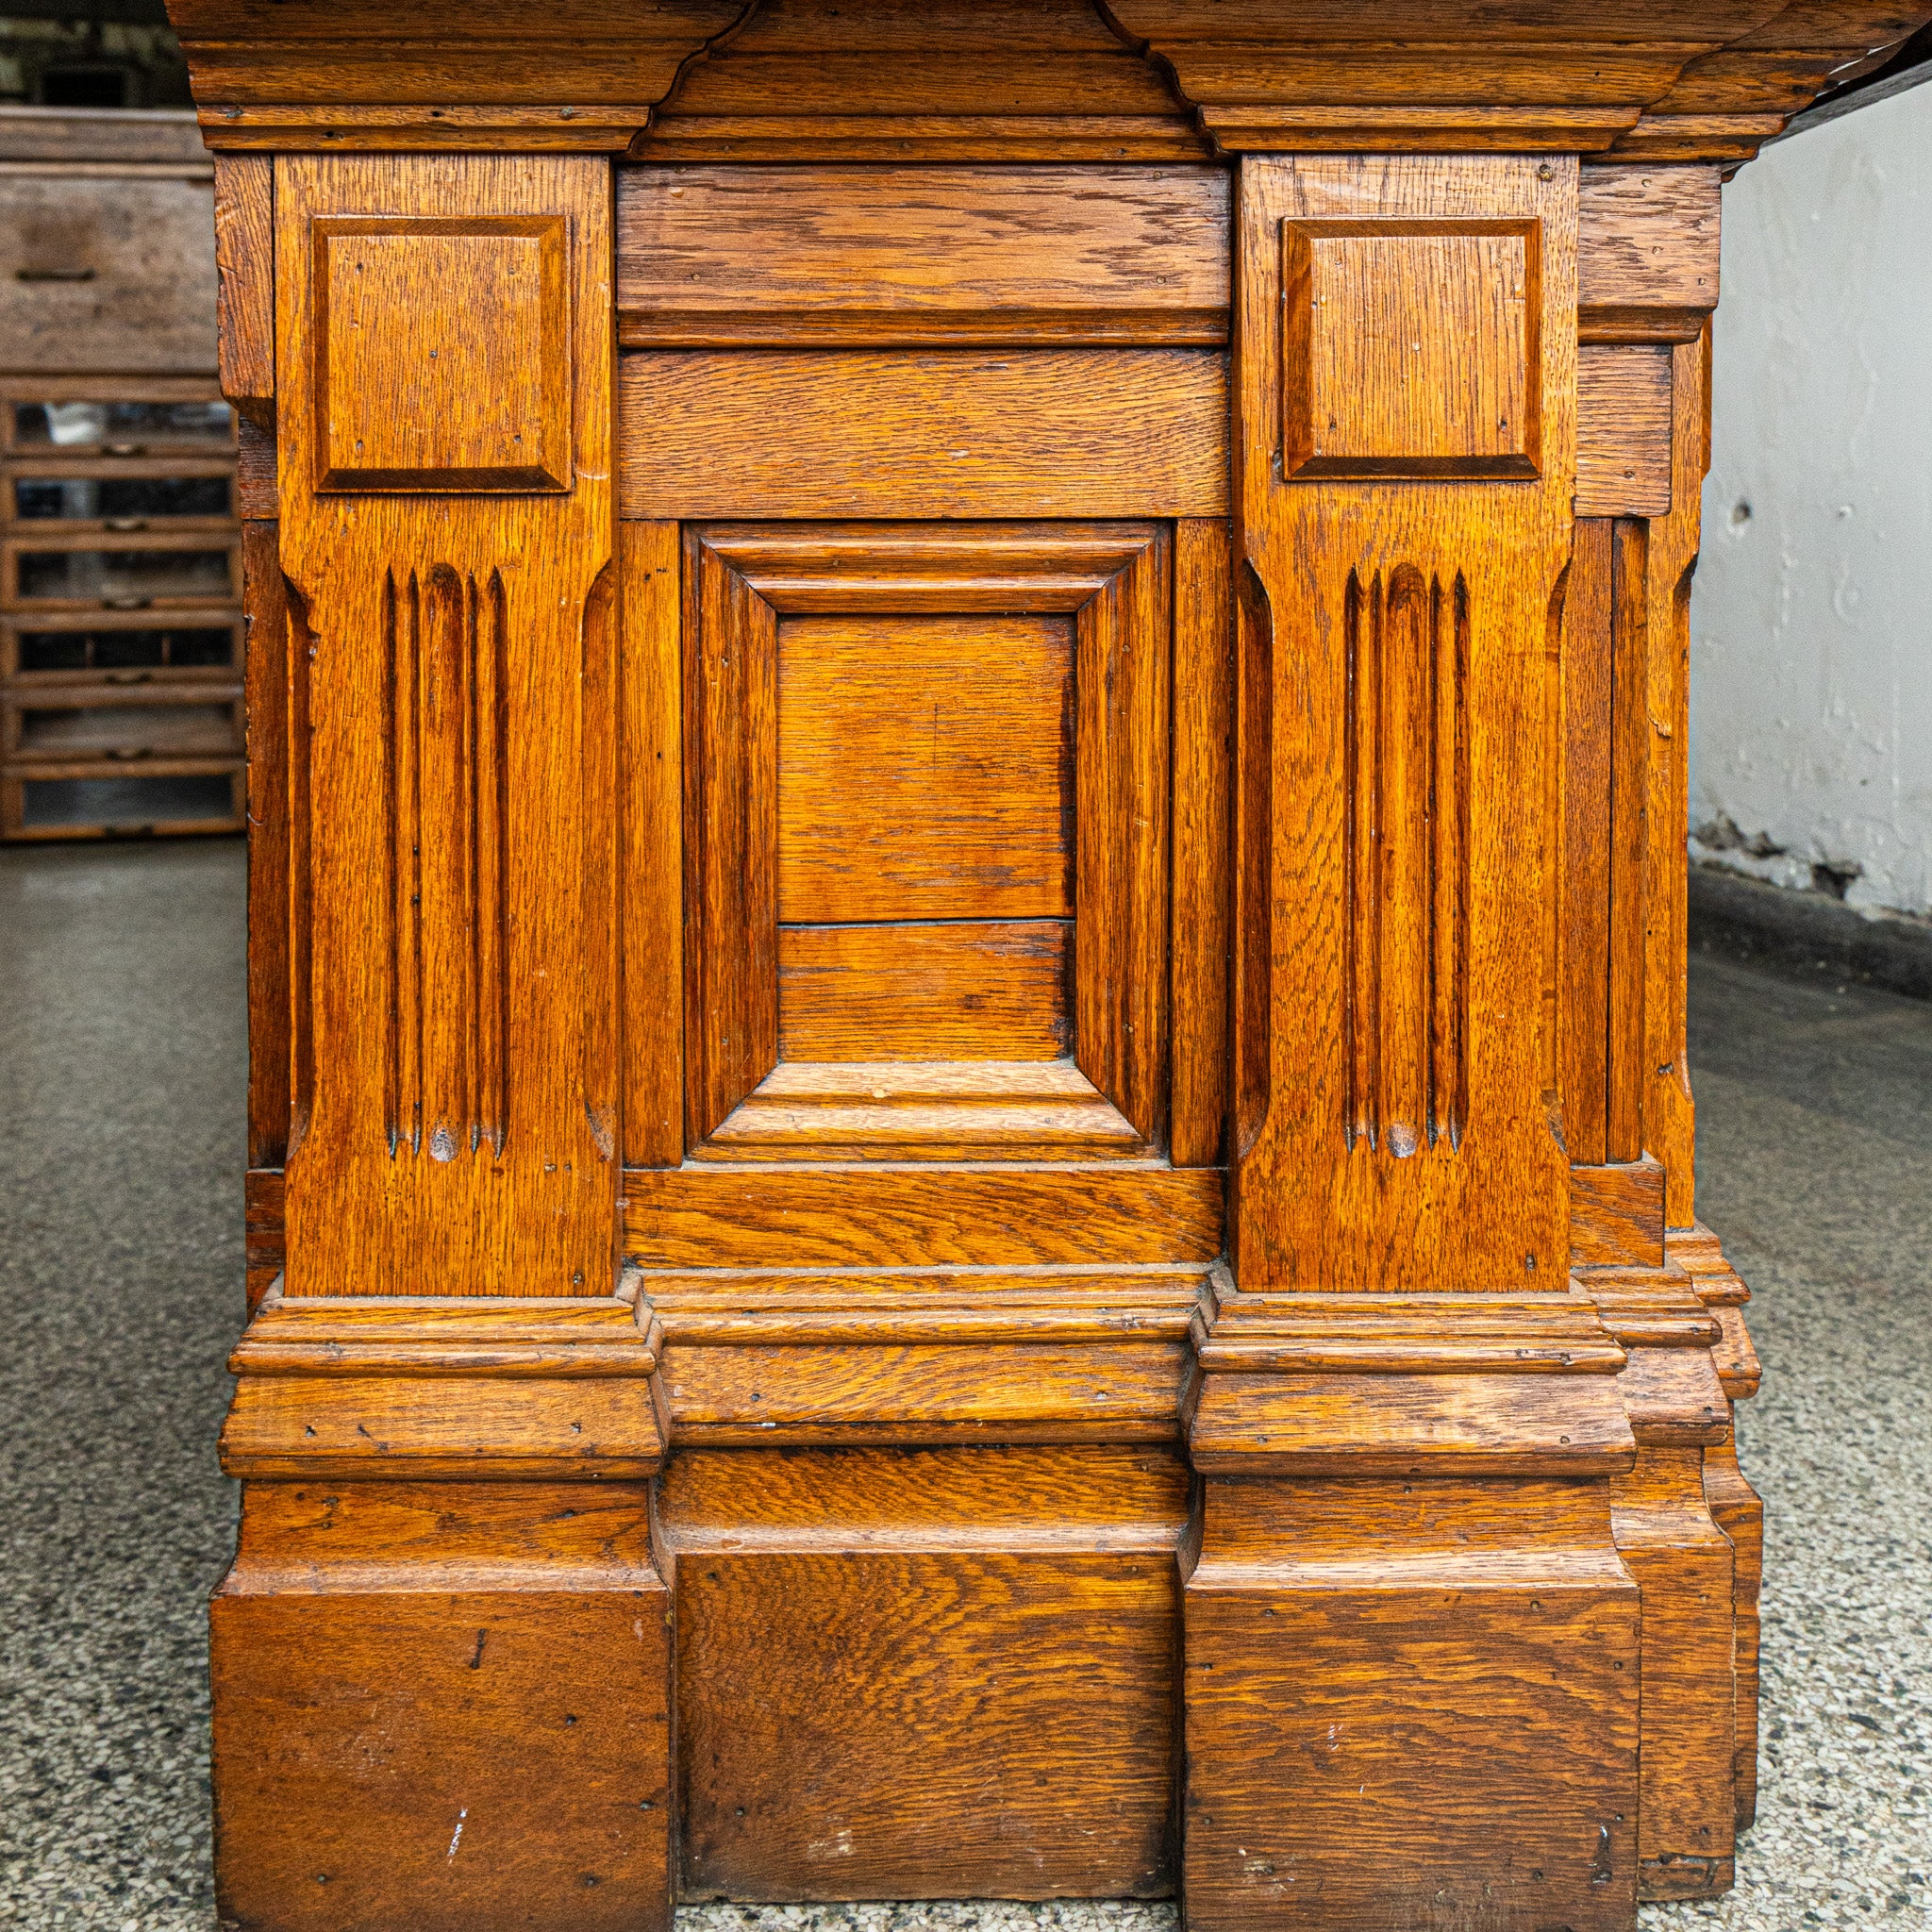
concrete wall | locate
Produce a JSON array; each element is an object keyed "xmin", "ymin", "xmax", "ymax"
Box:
[{"xmin": 1690, "ymin": 76, "xmax": 1932, "ymax": 918}]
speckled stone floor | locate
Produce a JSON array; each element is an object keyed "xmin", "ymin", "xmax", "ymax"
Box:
[{"xmin": 2, "ymin": 840, "xmax": 1927, "ymax": 1930}]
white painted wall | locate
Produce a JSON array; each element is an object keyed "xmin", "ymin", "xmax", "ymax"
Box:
[{"xmin": 1690, "ymin": 77, "xmax": 1932, "ymax": 918}]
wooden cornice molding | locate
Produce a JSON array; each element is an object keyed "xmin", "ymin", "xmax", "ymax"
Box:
[
  {"xmin": 162, "ymin": 0, "xmax": 1932, "ymax": 162},
  {"xmin": 1106, "ymin": 0, "xmax": 1932, "ymax": 161},
  {"xmin": 169, "ymin": 0, "xmax": 753, "ymax": 148}
]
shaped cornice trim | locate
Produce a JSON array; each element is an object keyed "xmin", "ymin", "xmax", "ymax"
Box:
[{"xmin": 168, "ymin": 0, "xmax": 1932, "ymax": 163}]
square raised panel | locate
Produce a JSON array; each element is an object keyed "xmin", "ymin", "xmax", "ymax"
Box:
[
  {"xmin": 312, "ymin": 215, "xmax": 571, "ymax": 492},
  {"xmin": 776, "ymin": 612, "xmax": 1074, "ymax": 925},
  {"xmin": 1281, "ymin": 218, "xmax": 1541, "ymax": 482}
]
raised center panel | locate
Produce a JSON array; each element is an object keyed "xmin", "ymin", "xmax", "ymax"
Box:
[
  {"xmin": 775, "ymin": 608, "xmax": 1074, "ymax": 1065},
  {"xmin": 682, "ymin": 522, "xmax": 1170, "ymax": 1162}
]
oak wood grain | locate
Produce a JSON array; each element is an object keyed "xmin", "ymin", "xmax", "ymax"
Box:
[
  {"xmin": 1612, "ymin": 1443, "xmax": 1739, "ymax": 1897},
  {"xmin": 1703, "ymin": 1437, "xmax": 1765, "ymax": 1829},
  {"xmin": 243, "ymin": 1166, "xmax": 283, "ymax": 1313},
  {"xmin": 211, "ymin": 1479, "xmax": 671, "ymax": 1932},
  {"xmin": 777, "ymin": 921, "xmax": 1073, "ymax": 1063},
  {"xmin": 696, "ymin": 1058, "xmax": 1144, "ymax": 1163},
  {"xmin": 776, "ymin": 612, "xmax": 1074, "ymax": 924},
  {"xmin": 1074, "ymin": 522, "xmax": 1171, "ymax": 1140},
  {"xmin": 1563, "ymin": 518, "xmax": 1615, "ymax": 1167},
  {"xmin": 658, "ymin": 1341, "xmax": 1191, "ymax": 1444},
  {"xmin": 212, "ymin": 153, "xmax": 273, "ymax": 421},
  {"xmin": 1608, "ymin": 516, "xmax": 1653, "ymax": 1163},
  {"xmin": 1190, "ymin": 1370, "xmax": 1636, "ymax": 1477},
  {"xmin": 1572, "ymin": 1156, "xmax": 1668, "ymax": 1269},
  {"xmin": 676, "ymin": 520, "xmax": 1177, "ymax": 1150},
  {"xmin": 624, "ymin": 1162, "xmax": 1224, "ymax": 1268},
  {"xmin": 1168, "ymin": 518, "xmax": 1232, "ymax": 1167},
  {"xmin": 273, "ymin": 154, "xmax": 619, "ymax": 1297},
  {"xmin": 1184, "ymin": 1474, "xmax": 1640, "ymax": 1930},
  {"xmin": 1578, "ymin": 165, "xmax": 1722, "ymax": 343},
  {"xmin": 619, "ymin": 350, "xmax": 1229, "ymax": 521},
  {"xmin": 1642, "ymin": 338, "xmax": 1713, "ymax": 1225},
  {"xmin": 682, "ymin": 523, "xmax": 779, "ymax": 1142},
  {"xmin": 1577, "ymin": 343, "xmax": 1674, "ymax": 518},
  {"xmin": 242, "ymin": 521, "xmax": 289, "ymax": 1170},
  {"xmin": 660, "ymin": 1444, "xmax": 1186, "ymax": 1899},
  {"xmin": 1230, "ymin": 153, "xmax": 1575, "ymax": 1290},
  {"xmin": 621, "ymin": 522, "xmax": 684, "ymax": 1168},
  {"xmin": 616, "ymin": 164, "xmax": 1229, "ymax": 346},
  {"xmin": 234, "ymin": 413, "xmax": 275, "ymax": 518}
]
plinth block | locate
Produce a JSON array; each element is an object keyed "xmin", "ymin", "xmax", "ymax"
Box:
[{"xmin": 210, "ymin": 1482, "xmax": 673, "ymax": 1932}]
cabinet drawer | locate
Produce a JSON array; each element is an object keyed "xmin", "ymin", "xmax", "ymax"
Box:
[
  {"xmin": 3, "ymin": 613, "xmax": 242, "ymax": 680},
  {"xmin": 3, "ymin": 682, "xmax": 243, "ymax": 762},
  {"xmin": 1, "ymin": 767, "xmax": 243, "ymax": 840},
  {"xmin": 8, "ymin": 458, "xmax": 234, "ymax": 531},
  {"xmin": 0, "ymin": 172, "xmax": 217, "ymax": 374},
  {"xmin": 4, "ymin": 531, "xmax": 240, "ymax": 608},
  {"xmin": 7, "ymin": 393, "xmax": 232, "ymax": 457}
]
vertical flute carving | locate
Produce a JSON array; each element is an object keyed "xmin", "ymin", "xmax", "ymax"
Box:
[
  {"xmin": 1341, "ymin": 564, "xmax": 1469, "ymax": 1158},
  {"xmin": 381, "ymin": 564, "xmax": 510, "ymax": 1162}
]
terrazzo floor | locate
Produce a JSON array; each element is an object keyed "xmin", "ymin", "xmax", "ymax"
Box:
[{"xmin": 1, "ymin": 839, "xmax": 1926, "ymax": 1930}]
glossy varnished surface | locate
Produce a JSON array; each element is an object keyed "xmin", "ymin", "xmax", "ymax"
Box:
[{"xmin": 156, "ymin": 5, "xmax": 1932, "ymax": 1922}]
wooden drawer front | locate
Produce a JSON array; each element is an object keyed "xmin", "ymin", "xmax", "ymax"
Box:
[
  {"xmin": 3, "ymin": 613, "xmax": 241, "ymax": 680},
  {"xmin": 0, "ymin": 173, "xmax": 217, "ymax": 375},
  {"xmin": 4, "ymin": 683, "xmax": 242, "ymax": 762},
  {"xmin": 617, "ymin": 163, "xmax": 1229, "ymax": 347},
  {"xmin": 8, "ymin": 458, "xmax": 234, "ymax": 532},
  {"xmin": 5, "ymin": 531, "xmax": 239, "ymax": 608},
  {"xmin": 6, "ymin": 392, "xmax": 231, "ymax": 458},
  {"xmin": 677, "ymin": 521, "xmax": 1172, "ymax": 1163},
  {"xmin": 1, "ymin": 769, "xmax": 242, "ymax": 841}
]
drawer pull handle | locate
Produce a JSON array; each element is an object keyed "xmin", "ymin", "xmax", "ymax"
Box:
[
  {"xmin": 105, "ymin": 671, "xmax": 152, "ymax": 685},
  {"xmin": 108, "ymin": 746, "xmax": 153, "ymax": 761},
  {"xmin": 102, "ymin": 595, "xmax": 152, "ymax": 611},
  {"xmin": 15, "ymin": 267, "xmax": 96, "ymax": 283},
  {"xmin": 103, "ymin": 442, "xmax": 147, "ymax": 457},
  {"xmin": 104, "ymin": 518, "xmax": 148, "ymax": 532}
]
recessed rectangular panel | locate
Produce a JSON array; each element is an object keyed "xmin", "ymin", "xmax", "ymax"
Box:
[
  {"xmin": 777, "ymin": 612, "xmax": 1073, "ymax": 924},
  {"xmin": 313, "ymin": 215, "xmax": 570, "ymax": 491},
  {"xmin": 779, "ymin": 920, "xmax": 1070, "ymax": 1061},
  {"xmin": 1282, "ymin": 218, "xmax": 1540, "ymax": 480}
]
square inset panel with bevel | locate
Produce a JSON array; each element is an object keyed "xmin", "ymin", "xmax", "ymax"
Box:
[
  {"xmin": 1281, "ymin": 218, "xmax": 1541, "ymax": 481},
  {"xmin": 311, "ymin": 214, "xmax": 571, "ymax": 492}
]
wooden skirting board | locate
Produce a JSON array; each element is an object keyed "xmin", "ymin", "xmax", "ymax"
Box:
[{"xmin": 155, "ymin": 0, "xmax": 1932, "ymax": 1924}]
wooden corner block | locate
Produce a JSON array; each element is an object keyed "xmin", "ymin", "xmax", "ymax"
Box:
[
  {"xmin": 1611, "ymin": 1444, "xmax": 1740, "ymax": 1900},
  {"xmin": 1704, "ymin": 1439, "xmax": 1765, "ymax": 1831},
  {"xmin": 312, "ymin": 213, "xmax": 572, "ymax": 491},
  {"xmin": 1184, "ymin": 1475, "xmax": 1641, "ymax": 1931},
  {"xmin": 1578, "ymin": 163, "xmax": 1721, "ymax": 344},
  {"xmin": 212, "ymin": 1479, "xmax": 671, "ymax": 1932},
  {"xmin": 214, "ymin": 152, "xmax": 274, "ymax": 422},
  {"xmin": 1280, "ymin": 218, "xmax": 1541, "ymax": 481},
  {"xmin": 1572, "ymin": 1155, "xmax": 1668, "ymax": 1268}
]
